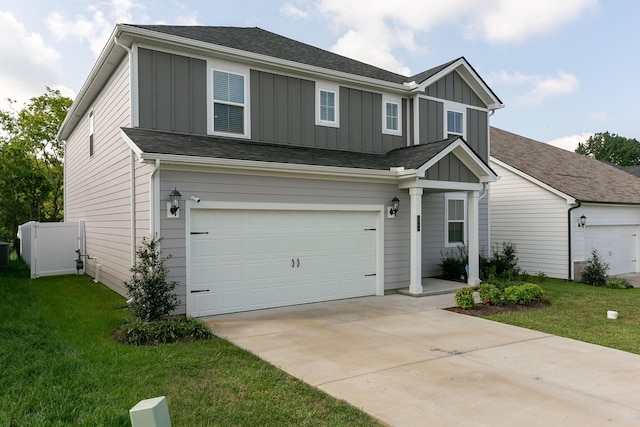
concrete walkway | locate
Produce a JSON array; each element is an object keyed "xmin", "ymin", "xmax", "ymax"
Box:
[{"xmin": 207, "ymin": 294, "xmax": 640, "ymax": 426}]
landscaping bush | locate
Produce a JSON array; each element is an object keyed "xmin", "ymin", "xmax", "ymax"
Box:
[
  {"xmin": 581, "ymin": 249, "xmax": 609, "ymax": 287},
  {"xmin": 536, "ymin": 271, "xmax": 548, "ymax": 283},
  {"xmin": 478, "ymin": 283, "xmax": 502, "ymax": 306},
  {"xmin": 605, "ymin": 277, "xmax": 632, "ymax": 289},
  {"xmin": 125, "ymin": 235, "xmax": 179, "ymax": 321},
  {"xmin": 113, "ymin": 317, "xmax": 214, "ymax": 345},
  {"xmin": 455, "ymin": 287, "xmax": 475, "ymax": 310},
  {"xmin": 502, "ymin": 283, "xmax": 544, "ymax": 306},
  {"xmin": 439, "ymin": 246, "xmax": 468, "ymax": 280}
]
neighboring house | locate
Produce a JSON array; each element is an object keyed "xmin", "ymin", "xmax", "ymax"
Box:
[
  {"xmin": 58, "ymin": 24, "xmax": 503, "ymax": 316},
  {"xmin": 490, "ymin": 127, "xmax": 640, "ymax": 280}
]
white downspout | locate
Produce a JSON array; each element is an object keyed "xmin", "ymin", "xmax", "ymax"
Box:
[{"xmin": 150, "ymin": 160, "xmax": 161, "ymax": 237}]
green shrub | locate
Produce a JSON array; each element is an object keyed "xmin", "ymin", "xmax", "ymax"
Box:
[
  {"xmin": 113, "ymin": 318, "xmax": 214, "ymax": 345},
  {"xmin": 485, "ymin": 279, "xmax": 512, "ymax": 291},
  {"xmin": 519, "ymin": 271, "xmax": 531, "ymax": 283},
  {"xmin": 480, "ymin": 241, "xmax": 521, "ymax": 280},
  {"xmin": 605, "ymin": 277, "xmax": 631, "ymax": 289},
  {"xmin": 536, "ymin": 271, "xmax": 548, "ymax": 283},
  {"xmin": 439, "ymin": 246, "xmax": 468, "ymax": 280},
  {"xmin": 503, "ymin": 283, "xmax": 544, "ymax": 306},
  {"xmin": 455, "ymin": 287, "xmax": 475, "ymax": 310},
  {"xmin": 125, "ymin": 235, "xmax": 180, "ymax": 321},
  {"xmin": 581, "ymin": 249, "xmax": 609, "ymax": 287},
  {"xmin": 478, "ymin": 283, "xmax": 502, "ymax": 306}
]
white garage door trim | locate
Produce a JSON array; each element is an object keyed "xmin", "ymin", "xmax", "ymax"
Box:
[{"xmin": 185, "ymin": 201, "xmax": 385, "ymax": 317}]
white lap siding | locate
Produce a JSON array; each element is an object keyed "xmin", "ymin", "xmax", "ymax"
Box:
[
  {"xmin": 490, "ymin": 161, "xmax": 569, "ymax": 279},
  {"xmin": 64, "ymin": 56, "xmax": 152, "ymax": 295}
]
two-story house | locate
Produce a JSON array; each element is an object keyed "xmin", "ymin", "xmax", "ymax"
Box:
[{"xmin": 57, "ymin": 24, "xmax": 503, "ymax": 316}]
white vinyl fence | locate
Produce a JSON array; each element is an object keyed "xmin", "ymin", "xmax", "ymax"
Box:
[{"xmin": 18, "ymin": 221, "xmax": 83, "ymax": 278}]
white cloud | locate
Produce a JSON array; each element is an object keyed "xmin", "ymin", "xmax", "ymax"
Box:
[
  {"xmin": 547, "ymin": 132, "xmax": 593, "ymax": 152},
  {"xmin": 281, "ymin": 3, "xmax": 310, "ymax": 20},
  {"xmin": 589, "ymin": 111, "xmax": 610, "ymax": 122},
  {"xmin": 488, "ymin": 70, "xmax": 580, "ymax": 106},
  {"xmin": 0, "ymin": 11, "xmax": 62, "ymax": 107},
  {"xmin": 47, "ymin": 0, "xmax": 138, "ymax": 56},
  {"xmin": 466, "ymin": 0, "xmax": 598, "ymax": 43},
  {"xmin": 310, "ymin": 0, "xmax": 597, "ymax": 75}
]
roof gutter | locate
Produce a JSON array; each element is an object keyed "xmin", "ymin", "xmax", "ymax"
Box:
[
  {"xmin": 567, "ymin": 200, "xmax": 582, "ymax": 280},
  {"xmin": 134, "ymin": 151, "xmax": 414, "ymax": 184}
]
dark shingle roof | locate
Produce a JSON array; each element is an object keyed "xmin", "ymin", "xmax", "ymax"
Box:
[
  {"xmin": 128, "ymin": 25, "xmax": 468, "ymax": 86},
  {"xmin": 490, "ymin": 127, "xmax": 640, "ymax": 204},
  {"xmin": 122, "ymin": 128, "xmax": 467, "ymax": 172},
  {"xmin": 129, "ymin": 25, "xmax": 411, "ymax": 84}
]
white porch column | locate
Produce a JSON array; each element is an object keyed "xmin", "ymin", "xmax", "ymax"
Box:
[
  {"xmin": 467, "ymin": 190, "xmax": 480, "ymax": 287},
  {"xmin": 409, "ymin": 188, "xmax": 423, "ymax": 294}
]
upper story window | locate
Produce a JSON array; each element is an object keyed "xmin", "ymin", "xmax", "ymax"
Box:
[
  {"xmin": 447, "ymin": 109, "xmax": 464, "ymax": 138},
  {"xmin": 382, "ymin": 94, "xmax": 402, "ymax": 136},
  {"xmin": 445, "ymin": 193, "xmax": 466, "ymax": 247},
  {"xmin": 213, "ymin": 70, "xmax": 245, "ymax": 135},
  {"xmin": 316, "ymin": 81, "xmax": 339, "ymax": 127},
  {"xmin": 89, "ymin": 110, "xmax": 94, "ymax": 157},
  {"xmin": 208, "ymin": 60, "xmax": 250, "ymax": 138}
]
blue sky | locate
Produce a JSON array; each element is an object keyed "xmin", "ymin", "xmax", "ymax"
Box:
[{"xmin": 1, "ymin": 0, "xmax": 637, "ymax": 150}]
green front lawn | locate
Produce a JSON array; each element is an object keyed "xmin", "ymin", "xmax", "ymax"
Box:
[
  {"xmin": 483, "ymin": 278, "xmax": 640, "ymax": 355},
  {"xmin": 0, "ymin": 260, "xmax": 380, "ymax": 426}
]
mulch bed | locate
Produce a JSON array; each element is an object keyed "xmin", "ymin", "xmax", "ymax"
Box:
[{"xmin": 445, "ymin": 300, "xmax": 551, "ymax": 317}]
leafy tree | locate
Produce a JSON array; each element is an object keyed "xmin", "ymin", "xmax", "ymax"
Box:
[
  {"xmin": 125, "ymin": 235, "xmax": 180, "ymax": 322},
  {"xmin": 0, "ymin": 87, "xmax": 72, "ymax": 240},
  {"xmin": 575, "ymin": 131, "xmax": 640, "ymax": 166}
]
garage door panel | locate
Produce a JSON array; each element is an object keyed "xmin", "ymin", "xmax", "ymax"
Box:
[
  {"xmin": 189, "ymin": 209, "xmax": 379, "ymax": 316},
  {"xmin": 585, "ymin": 225, "xmax": 637, "ymax": 275}
]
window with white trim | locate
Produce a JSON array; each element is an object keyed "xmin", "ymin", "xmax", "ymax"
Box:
[
  {"xmin": 89, "ymin": 110, "xmax": 94, "ymax": 157},
  {"xmin": 316, "ymin": 82, "xmax": 339, "ymax": 127},
  {"xmin": 445, "ymin": 194, "xmax": 466, "ymax": 246},
  {"xmin": 447, "ymin": 109, "xmax": 464, "ymax": 138},
  {"xmin": 382, "ymin": 94, "xmax": 402, "ymax": 136},
  {"xmin": 208, "ymin": 65, "xmax": 251, "ymax": 137}
]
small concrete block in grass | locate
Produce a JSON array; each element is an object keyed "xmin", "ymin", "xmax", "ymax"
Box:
[{"xmin": 130, "ymin": 396, "xmax": 171, "ymax": 427}]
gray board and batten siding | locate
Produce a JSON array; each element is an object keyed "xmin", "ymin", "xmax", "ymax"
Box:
[
  {"xmin": 137, "ymin": 47, "xmax": 406, "ymax": 154},
  {"xmin": 137, "ymin": 48, "xmax": 208, "ymax": 134},
  {"xmin": 136, "ymin": 46, "xmax": 486, "ymax": 159},
  {"xmin": 251, "ymin": 70, "xmax": 406, "ymax": 153}
]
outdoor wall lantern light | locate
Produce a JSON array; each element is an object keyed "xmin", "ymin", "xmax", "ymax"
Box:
[
  {"xmin": 169, "ymin": 187, "xmax": 182, "ymax": 215},
  {"xmin": 578, "ymin": 214, "xmax": 587, "ymax": 228},
  {"xmin": 388, "ymin": 196, "xmax": 400, "ymax": 218}
]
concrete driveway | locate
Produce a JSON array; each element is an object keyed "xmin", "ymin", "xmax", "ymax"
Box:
[{"xmin": 207, "ymin": 294, "xmax": 640, "ymax": 426}]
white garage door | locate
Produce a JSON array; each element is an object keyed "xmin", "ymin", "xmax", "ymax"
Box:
[
  {"xmin": 188, "ymin": 209, "xmax": 378, "ymax": 316},
  {"xmin": 585, "ymin": 225, "xmax": 637, "ymax": 275}
]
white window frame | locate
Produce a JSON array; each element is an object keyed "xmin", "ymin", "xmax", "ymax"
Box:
[
  {"xmin": 315, "ymin": 81, "xmax": 339, "ymax": 128},
  {"xmin": 207, "ymin": 60, "xmax": 250, "ymax": 138},
  {"xmin": 445, "ymin": 193, "xmax": 467, "ymax": 247},
  {"xmin": 443, "ymin": 101, "xmax": 466, "ymax": 139},
  {"xmin": 89, "ymin": 109, "xmax": 94, "ymax": 157},
  {"xmin": 382, "ymin": 94, "xmax": 402, "ymax": 136}
]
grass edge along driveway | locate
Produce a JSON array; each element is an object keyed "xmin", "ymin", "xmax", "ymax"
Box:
[{"xmin": 0, "ymin": 269, "xmax": 381, "ymax": 427}]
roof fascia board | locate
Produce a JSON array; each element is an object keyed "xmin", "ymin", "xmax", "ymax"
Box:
[
  {"xmin": 490, "ymin": 156, "xmax": 576, "ymax": 204},
  {"xmin": 58, "ymin": 26, "xmax": 125, "ymax": 140},
  {"xmin": 120, "ymin": 25, "xmax": 410, "ymax": 94},
  {"xmin": 415, "ymin": 58, "xmax": 504, "ymax": 110},
  {"xmin": 120, "ymin": 128, "xmax": 144, "ymax": 158},
  {"xmin": 138, "ymin": 152, "xmax": 408, "ymax": 183},
  {"xmin": 398, "ymin": 179, "xmax": 484, "ymax": 191},
  {"xmin": 416, "ymin": 139, "xmax": 497, "ymax": 183}
]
